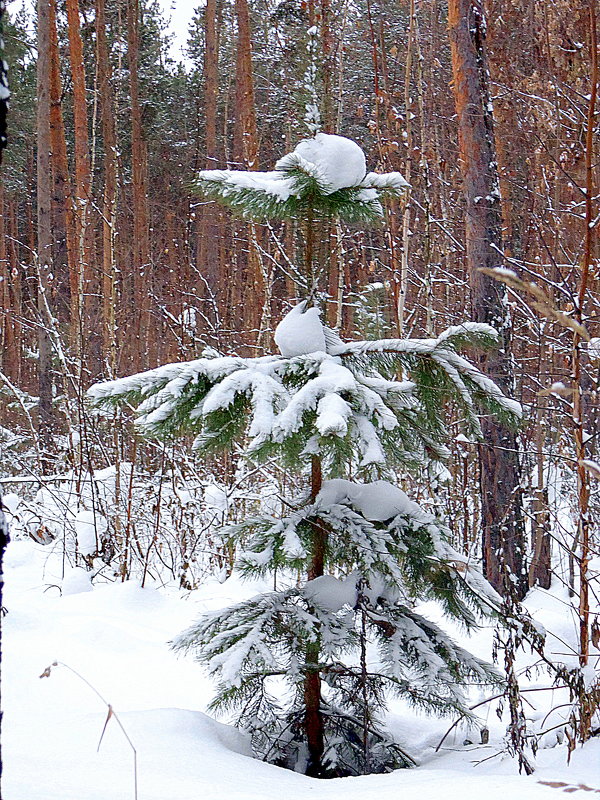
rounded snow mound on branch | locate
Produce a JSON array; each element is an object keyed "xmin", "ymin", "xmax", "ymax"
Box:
[
  {"xmin": 274, "ymin": 301, "xmax": 327, "ymax": 357},
  {"xmin": 277, "ymin": 132, "xmax": 367, "ymax": 194},
  {"xmin": 302, "ymin": 573, "xmax": 359, "ymax": 612},
  {"xmin": 317, "ymin": 478, "xmax": 429, "ymax": 523}
]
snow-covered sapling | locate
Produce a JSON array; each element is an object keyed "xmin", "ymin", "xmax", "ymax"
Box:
[
  {"xmin": 88, "ymin": 133, "xmax": 519, "ymax": 777},
  {"xmin": 89, "ymin": 310, "xmax": 519, "ymax": 776}
]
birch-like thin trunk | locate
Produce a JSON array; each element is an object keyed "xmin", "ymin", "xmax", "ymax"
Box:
[{"xmin": 572, "ymin": 0, "xmax": 597, "ymax": 743}]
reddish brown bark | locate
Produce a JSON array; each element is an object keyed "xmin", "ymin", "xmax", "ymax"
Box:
[
  {"xmin": 198, "ymin": 0, "xmax": 221, "ymax": 315},
  {"xmin": 232, "ymin": 0, "xmax": 262, "ymax": 339},
  {"xmin": 448, "ymin": 0, "xmax": 527, "ymax": 598},
  {"xmin": 65, "ymin": 0, "xmax": 92, "ymax": 349},
  {"xmin": 37, "ymin": 0, "xmax": 55, "ymax": 471},
  {"xmin": 304, "ymin": 455, "xmax": 326, "ymax": 777},
  {"xmin": 49, "ymin": 0, "xmax": 78, "ymax": 340},
  {"xmin": 127, "ymin": 0, "xmax": 150, "ymax": 367},
  {"xmin": 96, "ymin": 0, "xmax": 118, "ymax": 372},
  {"xmin": 233, "ymin": 0, "xmax": 258, "ymax": 169},
  {"xmin": 572, "ymin": 0, "xmax": 597, "ymax": 742}
]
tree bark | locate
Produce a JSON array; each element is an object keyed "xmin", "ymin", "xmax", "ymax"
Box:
[
  {"xmin": 37, "ymin": 0, "xmax": 55, "ymax": 472},
  {"xmin": 304, "ymin": 455, "xmax": 326, "ymax": 776},
  {"xmin": 448, "ymin": 0, "xmax": 527, "ymax": 599},
  {"xmin": 127, "ymin": 0, "xmax": 150, "ymax": 367},
  {"xmin": 572, "ymin": 0, "xmax": 597, "ymax": 742},
  {"xmin": 233, "ymin": 0, "xmax": 258, "ymax": 169},
  {"xmin": 65, "ymin": 0, "xmax": 91, "ymax": 354},
  {"xmin": 232, "ymin": 0, "xmax": 262, "ymax": 339},
  {"xmin": 96, "ymin": 0, "xmax": 118, "ymax": 373},
  {"xmin": 49, "ymin": 0, "xmax": 78, "ymax": 339},
  {"xmin": 198, "ymin": 0, "xmax": 221, "ymax": 319}
]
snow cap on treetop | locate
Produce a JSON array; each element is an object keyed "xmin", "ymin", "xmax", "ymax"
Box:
[
  {"xmin": 194, "ymin": 132, "xmax": 408, "ymax": 223},
  {"xmin": 278, "ymin": 133, "xmax": 367, "ymax": 194},
  {"xmin": 274, "ymin": 301, "xmax": 327, "ymax": 357}
]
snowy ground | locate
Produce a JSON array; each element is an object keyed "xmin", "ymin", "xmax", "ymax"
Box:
[{"xmin": 3, "ymin": 539, "xmax": 599, "ymax": 800}]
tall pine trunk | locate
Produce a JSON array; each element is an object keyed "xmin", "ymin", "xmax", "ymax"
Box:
[
  {"xmin": 65, "ymin": 0, "xmax": 91, "ymax": 356},
  {"xmin": 127, "ymin": 0, "xmax": 150, "ymax": 368},
  {"xmin": 448, "ymin": 0, "xmax": 527, "ymax": 599},
  {"xmin": 198, "ymin": 0, "xmax": 221, "ymax": 321},
  {"xmin": 37, "ymin": 0, "xmax": 55, "ymax": 472},
  {"xmin": 49, "ymin": 0, "xmax": 78, "ymax": 343},
  {"xmin": 96, "ymin": 0, "xmax": 118, "ymax": 373}
]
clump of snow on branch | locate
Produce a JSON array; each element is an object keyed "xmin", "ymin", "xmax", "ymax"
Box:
[
  {"xmin": 317, "ymin": 478, "xmax": 427, "ymax": 523},
  {"xmin": 193, "ymin": 132, "xmax": 409, "ymax": 223},
  {"xmin": 274, "ymin": 302, "xmax": 327, "ymax": 357},
  {"xmin": 276, "ymin": 133, "xmax": 366, "ymax": 194}
]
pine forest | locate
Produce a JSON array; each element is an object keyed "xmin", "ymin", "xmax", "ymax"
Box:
[{"xmin": 1, "ymin": 0, "xmax": 599, "ymax": 797}]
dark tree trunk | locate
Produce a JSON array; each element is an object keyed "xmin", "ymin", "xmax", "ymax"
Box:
[
  {"xmin": 96, "ymin": 0, "xmax": 118, "ymax": 372},
  {"xmin": 448, "ymin": 0, "xmax": 527, "ymax": 599},
  {"xmin": 198, "ymin": 0, "xmax": 221, "ymax": 317},
  {"xmin": 304, "ymin": 456, "xmax": 326, "ymax": 777},
  {"xmin": 37, "ymin": 0, "xmax": 55, "ymax": 473},
  {"xmin": 0, "ymin": 0, "xmax": 8, "ymax": 160},
  {"xmin": 127, "ymin": 0, "xmax": 150, "ymax": 368}
]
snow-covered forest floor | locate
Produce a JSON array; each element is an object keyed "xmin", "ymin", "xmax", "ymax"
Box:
[{"xmin": 4, "ymin": 532, "xmax": 599, "ymax": 799}]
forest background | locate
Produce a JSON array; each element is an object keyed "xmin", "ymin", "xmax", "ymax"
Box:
[
  {"xmin": 0, "ymin": 0, "xmax": 599, "ymax": 787},
  {"xmin": 2, "ymin": 0, "xmax": 599, "ymax": 585}
]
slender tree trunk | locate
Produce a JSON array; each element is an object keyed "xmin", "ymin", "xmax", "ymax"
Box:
[
  {"xmin": 127, "ymin": 0, "xmax": 150, "ymax": 367},
  {"xmin": 198, "ymin": 0, "xmax": 221, "ymax": 319},
  {"xmin": 205, "ymin": 0, "xmax": 218, "ymax": 167},
  {"xmin": 65, "ymin": 0, "xmax": 91, "ymax": 356},
  {"xmin": 96, "ymin": 0, "xmax": 118, "ymax": 373},
  {"xmin": 233, "ymin": 0, "xmax": 262, "ymax": 339},
  {"xmin": 49, "ymin": 0, "xmax": 78, "ymax": 341},
  {"xmin": 572, "ymin": 0, "xmax": 597, "ymax": 743},
  {"xmin": 304, "ymin": 455, "xmax": 326, "ymax": 776},
  {"xmin": 233, "ymin": 0, "xmax": 258, "ymax": 169},
  {"xmin": 37, "ymin": 0, "xmax": 55, "ymax": 472},
  {"xmin": 448, "ymin": 0, "xmax": 527, "ymax": 599},
  {"xmin": 0, "ymin": 185, "xmax": 17, "ymax": 377},
  {"xmin": 0, "ymin": 0, "xmax": 8, "ymax": 162}
]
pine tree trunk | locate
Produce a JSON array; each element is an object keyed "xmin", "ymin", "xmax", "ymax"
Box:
[
  {"xmin": 198, "ymin": 0, "xmax": 221, "ymax": 319},
  {"xmin": 37, "ymin": 0, "xmax": 55, "ymax": 473},
  {"xmin": 96, "ymin": 0, "xmax": 118, "ymax": 373},
  {"xmin": 0, "ymin": 185, "xmax": 17, "ymax": 377},
  {"xmin": 448, "ymin": 0, "xmax": 527, "ymax": 599},
  {"xmin": 127, "ymin": 0, "xmax": 150, "ymax": 367},
  {"xmin": 0, "ymin": 0, "xmax": 8, "ymax": 161},
  {"xmin": 65, "ymin": 0, "xmax": 91, "ymax": 357},
  {"xmin": 233, "ymin": 0, "xmax": 258, "ymax": 169},
  {"xmin": 304, "ymin": 455, "xmax": 326, "ymax": 776},
  {"xmin": 49, "ymin": 0, "xmax": 79, "ymax": 342}
]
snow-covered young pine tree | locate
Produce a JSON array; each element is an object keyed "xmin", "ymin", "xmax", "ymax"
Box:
[{"xmin": 88, "ymin": 131, "xmax": 520, "ymax": 778}]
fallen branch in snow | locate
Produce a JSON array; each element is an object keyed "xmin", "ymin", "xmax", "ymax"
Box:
[{"xmin": 39, "ymin": 661, "xmax": 138, "ymax": 800}]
